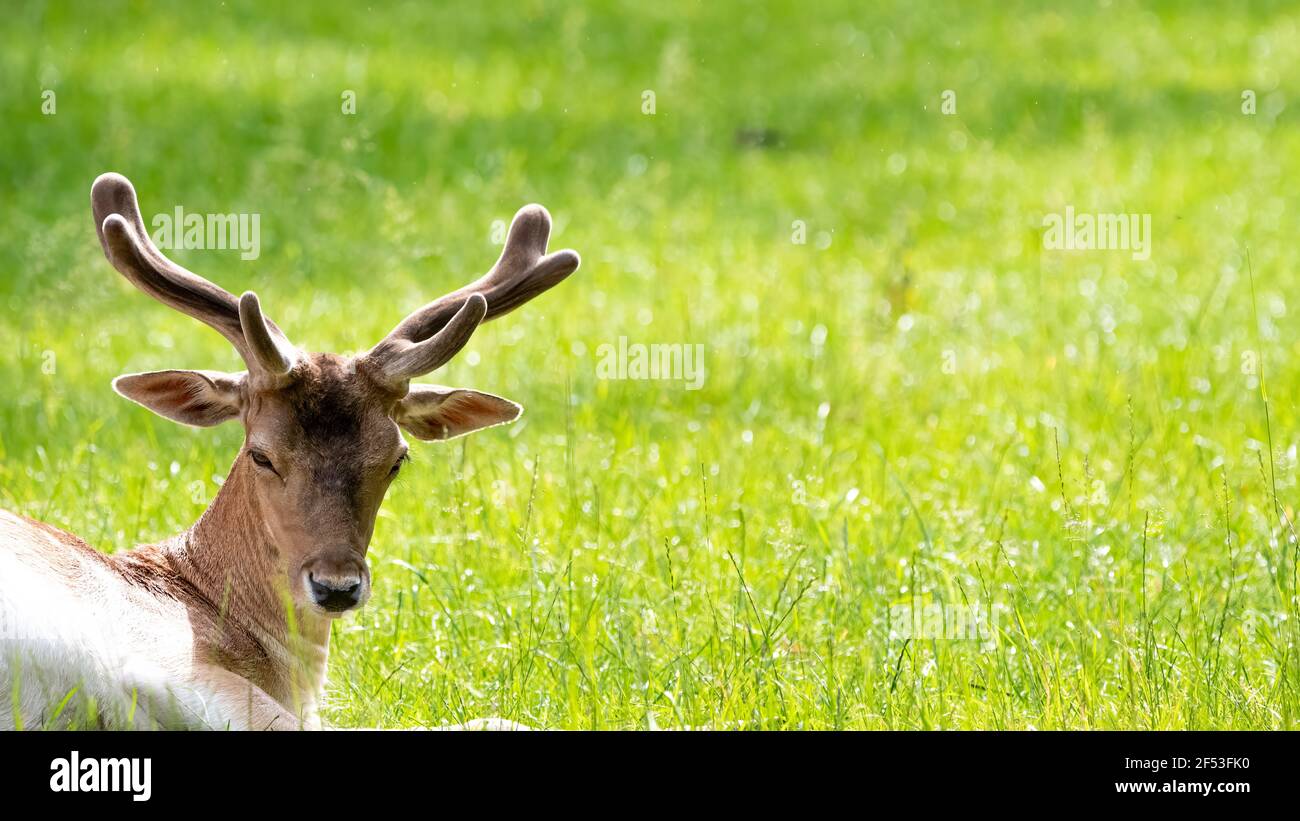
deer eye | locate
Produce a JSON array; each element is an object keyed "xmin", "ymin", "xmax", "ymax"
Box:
[
  {"xmin": 389, "ymin": 453, "xmax": 409, "ymax": 477},
  {"xmin": 249, "ymin": 450, "xmax": 277, "ymax": 473}
]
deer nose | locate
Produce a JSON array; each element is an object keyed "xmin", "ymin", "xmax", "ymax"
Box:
[{"xmin": 308, "ymin": 572, "xmax": 363, "ymax": 612}]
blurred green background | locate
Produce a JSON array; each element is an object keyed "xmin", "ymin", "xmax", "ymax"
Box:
[{"xmin": 3, "ymin": 1, "xmax": 1300, "ymax": 728}]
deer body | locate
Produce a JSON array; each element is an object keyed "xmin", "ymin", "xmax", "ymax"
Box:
[
  {"xmin": 0, "ymin": 455, "xmax": 332, "ymax": 730},
  {"xmin": 0, "ymin": 173, "xmax": 579, "ymax": 730},
  {"xmin": 0, "ymin": 509, "xmax": 323, "ymax": 730}
]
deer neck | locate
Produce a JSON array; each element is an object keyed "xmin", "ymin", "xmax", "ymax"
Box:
[{"xmin": 172, "ymin": 456, "xmax": 332, "ymax": 708}]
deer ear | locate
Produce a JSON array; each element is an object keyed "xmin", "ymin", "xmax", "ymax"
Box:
[
  {"xmin": 112, "ymin": 370, "xmax": 245, "ymax": 427},
  {"xmin": 393, "ymin": 384, "xmax": 522, "ymax": 441}
]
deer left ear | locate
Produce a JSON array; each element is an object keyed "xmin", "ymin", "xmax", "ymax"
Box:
[
  {"xmin": 394, "ymin": 384, "xmax": 522, "ymax": 441},
  {"xmin": 113, "ymin": 369, "xmax": 246, "ymax": 427}
]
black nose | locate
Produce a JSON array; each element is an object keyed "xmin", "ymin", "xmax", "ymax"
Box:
[{"xmin": 309, "ymin": 574, "xmax": 362, "ymax": 612}]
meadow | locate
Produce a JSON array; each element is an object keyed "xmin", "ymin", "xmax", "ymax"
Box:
[{"xmin": 2, "ymin": 0, "xmax": 1300, "ymax": 728}]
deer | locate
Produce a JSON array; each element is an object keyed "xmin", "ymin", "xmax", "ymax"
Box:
[{"xmin": 0, "ymin": 173, "xmax": 580, "ymax": 730}]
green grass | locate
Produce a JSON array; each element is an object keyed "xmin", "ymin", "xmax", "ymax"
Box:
[{"xmin": 3, "ymin": 0, "xmax": 1300, "ymax": 728}]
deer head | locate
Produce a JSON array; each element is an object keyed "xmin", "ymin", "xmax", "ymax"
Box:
[{"xmin": 91, "ymin": 173, "xmax": 579, "ymax": 617}]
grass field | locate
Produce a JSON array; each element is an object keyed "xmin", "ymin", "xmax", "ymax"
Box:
[{"xmin": 3, "ymin": 1, "xmax": 1300, "ymax": 729}]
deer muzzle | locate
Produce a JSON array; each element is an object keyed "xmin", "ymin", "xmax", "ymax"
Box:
[{"xmin": 301, "ymin": 554, "xmax": 370, "ymax": 614}]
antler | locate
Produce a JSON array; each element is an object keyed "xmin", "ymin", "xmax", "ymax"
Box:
[
  {"xmin": 361, "ymin": 203, "xmax": 580, "ymax": 387},
  {"xmin": 91, "ymin": 172, "xmax": 297, "ymax": 383}
]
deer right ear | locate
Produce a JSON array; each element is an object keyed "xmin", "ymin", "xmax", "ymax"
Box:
[
  {"xmin": 112, "ymin": 370, "xmax": 246, "ymax": 427},
  {"xmin": 393, "ymin": 385, "xmax": 522, "ymax": 441}
]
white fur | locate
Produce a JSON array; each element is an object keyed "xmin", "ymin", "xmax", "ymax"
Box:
[{"xmin": 0, "ymin": 511, "xmax": 238, "ymax": 729}]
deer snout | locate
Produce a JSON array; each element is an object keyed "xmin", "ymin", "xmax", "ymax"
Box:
[{"xmin": 302, "ymin": 556, "xmax": 370, "ymax": 614}]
